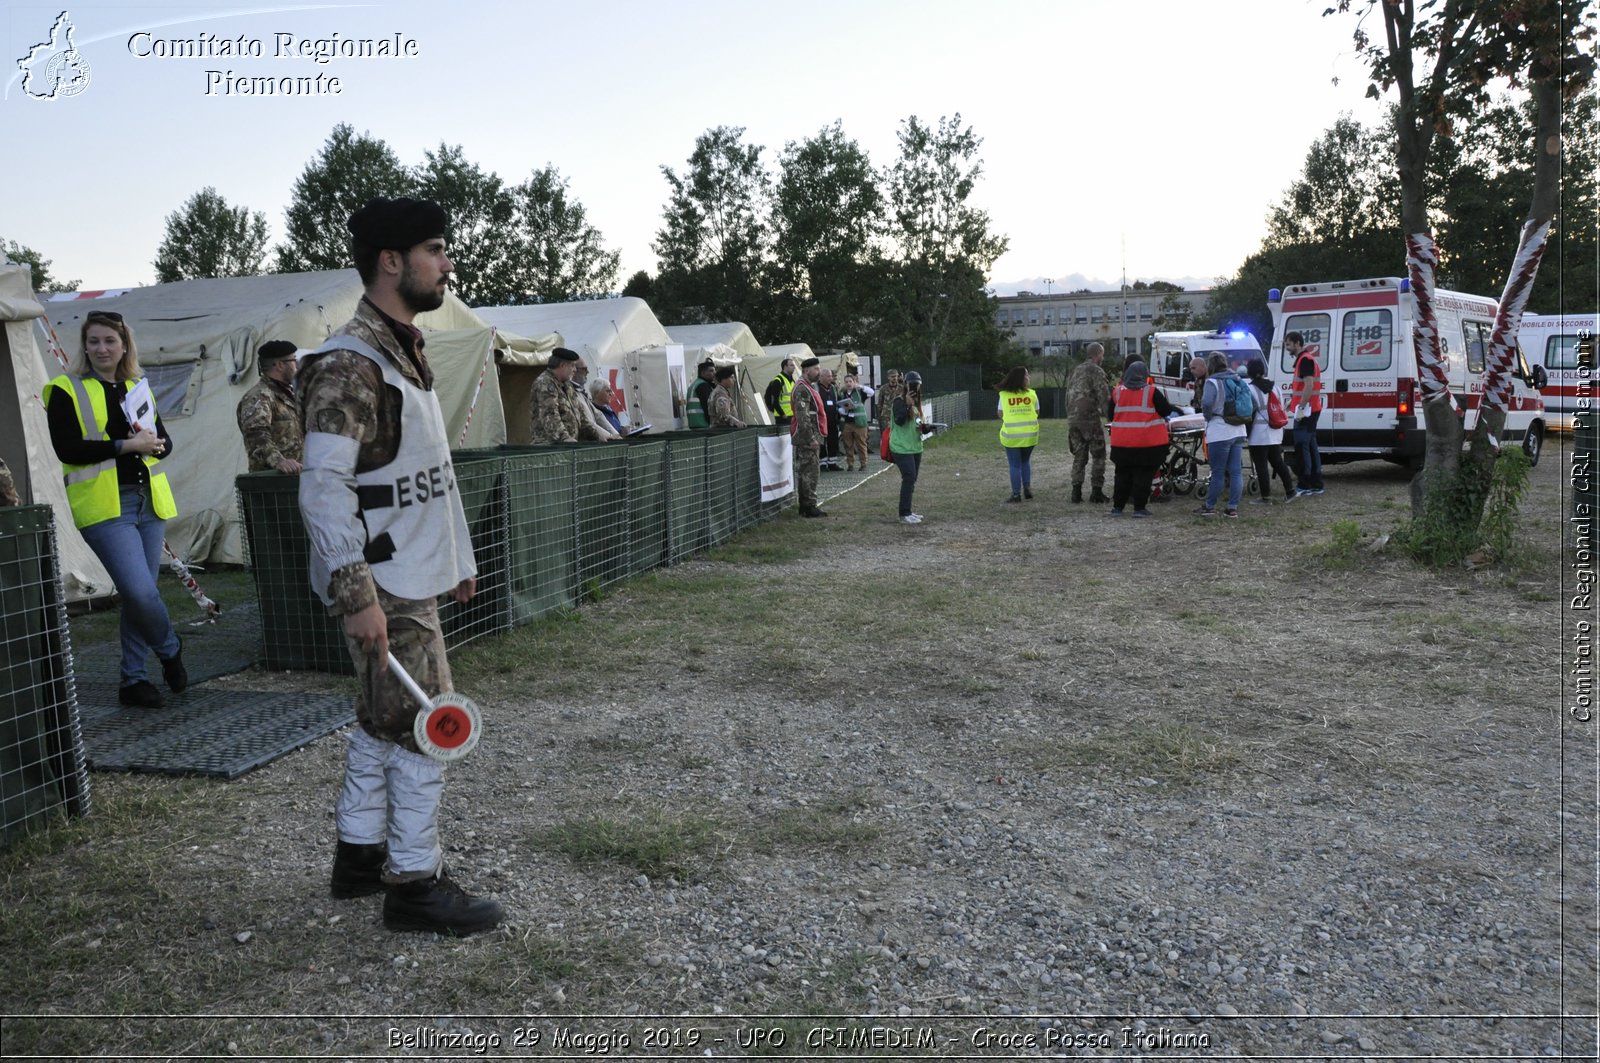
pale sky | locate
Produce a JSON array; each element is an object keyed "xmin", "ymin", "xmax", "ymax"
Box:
[{"xmin": 2, "ymin": 0, "xmax": 1388, "ymax": 296}]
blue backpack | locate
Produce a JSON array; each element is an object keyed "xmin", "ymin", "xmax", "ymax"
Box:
[{"xmin": 1221, "ymin": 373, "xmax": 1255, "ymax": 426}]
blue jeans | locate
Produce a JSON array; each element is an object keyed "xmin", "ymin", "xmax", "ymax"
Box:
[
  {"xmin": 79, "ymin": 488, "xmax": 180, "ymax": 685},
  {"xmin": 1293, "ymin": 410, "xmax": 1323, "ymax": 489},
  {"xmin": 891, "ymin": 451, "xmax": 921, "ymax": 516},
  {"xmin": 1204, "ymin": 437, "xmax": 1246, "ymax": 511},
  {"xmin": 1004, "ymin": 445, "xmax": 1034, "ymax": 496}
]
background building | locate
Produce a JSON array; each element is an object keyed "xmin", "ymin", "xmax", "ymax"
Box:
[{"xmin": 994, "ymin": 287, "xmax": 1212, "ymax": 358}]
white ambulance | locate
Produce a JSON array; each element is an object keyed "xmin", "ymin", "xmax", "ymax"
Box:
[
  {"xmin": 1266, "ymin": 277, "xmax": 1549, "ymax": 469},
  {"xmin": 1148, "ymin": 329, "xmax": 1264, "ymax": 410},
  {"xmin": 1519, "ymin": 313, "xmax": 1597, "ymax": 431}
]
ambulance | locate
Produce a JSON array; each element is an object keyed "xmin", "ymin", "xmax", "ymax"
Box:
[
  {"xmin": 1519, "ymin": 312, "xmax": 1597, "ymax": 431},
  {"xmin": 1148, "ymin": 329, "xmax": 1264, "ymax": 410},
  {"xmin": 1266, "ymin": 278, "xmax": 1549, "ymax": 469}
]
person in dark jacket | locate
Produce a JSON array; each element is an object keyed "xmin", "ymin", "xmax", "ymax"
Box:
[{"xmin": 1106, "ymin": 360, "xmax": 1175, "ymax": 517}]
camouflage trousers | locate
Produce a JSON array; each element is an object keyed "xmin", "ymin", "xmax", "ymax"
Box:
[
  {"xmin": 1069, "ymin": 420, "xmax": 1107, "ymax": 488},
  {"xmin": 341, "ymin": 588, "xmax": 452, "ymax": 751},
  {"xmin": 795, "ymin": 444, "xmax": 821, "ymax": 509}
]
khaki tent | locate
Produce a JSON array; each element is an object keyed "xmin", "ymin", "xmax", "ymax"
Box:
[
  {"xmin": 476, "ymin": 297, "xmax": 755, "ymax": 436},
  {"xmin": 0, "ymin": 263, "xmax": 112, "ymax": 600},
  {"xmin": 29, "ymin": 270, "xmax": 551, "ymax": 577}
]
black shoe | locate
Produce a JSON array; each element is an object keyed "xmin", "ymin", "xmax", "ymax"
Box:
[
  {"xmin": 1089, "ymin": 489, "xmax": 1109, "ymax": 504},
  {"xmin": 383, "ymin": 867, "xmax": 504, "ymax": 936},
  {"xmin": 1071, "ymin": 485, "xmax": 1083, "ymax": 504},
  {"xmin": 800, "ymin": 507, "xmax": 828, "ymax": 518},
  {"xmin": 159, "ymin": 637, "xmax": 187, "ymax": 694},
  {"xmin": 119, "ymin": 680, "xmax": 165, "ymax": 709},
  {"xmin": 1023, "ymin": 488, "xmax": 1033, "ymax": 499},
  {"xmin": 330, "ymin": 840, "xmax": 388, "ymax": 900},
  {"xmin": 1005, "ymin": 494, "xmax": 1022, "ymax": 504}
]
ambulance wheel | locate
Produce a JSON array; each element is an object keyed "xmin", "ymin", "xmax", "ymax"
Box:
[{"xmin": 1522, "ymin": 426, "xmax": 1542, "ymax": 467}]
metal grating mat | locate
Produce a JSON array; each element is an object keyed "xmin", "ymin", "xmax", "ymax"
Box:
[
  {"xmin": 70, "ymin": 601, "xmax": 262, "ymax": 691},
  {"xmin": 77, "ymin": 688, "xmax": 353, "ymax": 779}
]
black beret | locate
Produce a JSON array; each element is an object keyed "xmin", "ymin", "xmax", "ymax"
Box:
[
  {"xmin": 549, "ymin": 347, "xmax": 580, "ymax": 364},
  {"xmin": 346, "ymin": 197, "xmax": 449, "ymax": 250},
  {"xmin": 800, "ymin": 357, "xmax": 820, "ymax": 369},
  {"xmin": 699, "ymin": 359, "xmax": 716, "ymax": 372},
  {"xmin": 257, "ymin": 340, "xmax": 298, "ymax": 364},
  {"xmin": 715, "ymin": 365, "xmax": 736, "ymax": 381}
]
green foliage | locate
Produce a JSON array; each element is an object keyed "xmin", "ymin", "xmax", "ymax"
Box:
[
  {"xmin": 152, "ymin": 187, "xmax": 270, "ymax": 283},
  {"xmin": 411, "ymin": 143, "xmax": 515, "ymax": 306},
  {"xmin": 1395, "ymin": 449, "xmax": 1531, "ymax": 567},
  {"xmin": 1, "ymin": 238, "xmax": 79, "ymax": 293},
  {"xmin": 651, "ymin": 125, "xmax": 771, "ymax": 326},
  {"xmin": 275, "ymin": 123, "xmax": 414, "ymax": 273},
  {"xmin": 1321, "ymin": 518, "xmax": 1365, "ymax": 568},
  {"xmin": 507, "ymin": 165, "xmax": 621, "ymax": 303}
]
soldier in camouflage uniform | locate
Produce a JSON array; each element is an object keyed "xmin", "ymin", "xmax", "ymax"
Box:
[
  {"xmin": 791, "ymin": 357, "xmax": 827, "ymax": 517},
  {"xmin": 1066, "ymin": 342, "xmax": 1111, "ymax": 504},
  {"xmin": 528, "ymin": 348, "xmax": 581, "ymax": 444},
  {"xmin": 707, "ymin": 365, "xmax": 745, "ymax": 428},
  {"xmin": 236, "ymin": 340, "xmax": 304, "ymax": 473},
  {"xmin": 0, "ymin": 457, "xmax": 17, "ymax": 506},
  {"xmin": 298, "ymin": 197, "xmax": 501, "ymax": 937}
]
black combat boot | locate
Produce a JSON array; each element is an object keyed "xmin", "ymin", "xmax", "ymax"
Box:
[
  {"xmin": 383, "ymin": 867, "xmax": 504, "ymax": 936},
  {"xmin": 1071, "ymin": 484, "xmax": 1083, "ymax": 504},
  {"xmin": 1089, "ymin": 487, "xmax": 1109, "ymax": 504},
  {"xmin": 330, "ymin": 840, "xmax": 387, "ymax": 899}
]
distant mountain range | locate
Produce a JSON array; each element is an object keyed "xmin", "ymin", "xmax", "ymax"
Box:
[{"xmin": 988, "ymin": 273, "xmax": 1214, "ymax": 297}]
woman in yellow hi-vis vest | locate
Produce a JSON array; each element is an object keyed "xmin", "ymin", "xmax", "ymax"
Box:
[
  {"xmin": 44, "ymin": 310, "xmax": 185, "ymax": 709},
  {"xmin": 996, "ymin": 366, "xmax": 1040, "ymax": 503}
]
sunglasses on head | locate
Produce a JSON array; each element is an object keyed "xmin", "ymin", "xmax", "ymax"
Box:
[{"xmin": 85, "ymin": 310, "xmax": 124, "ymax": 324}]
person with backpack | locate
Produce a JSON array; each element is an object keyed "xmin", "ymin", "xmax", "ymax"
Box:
[
  {"xmin": 1244, "ymin": 358, "xmax": 1297, "ymax": 504},
  {"xmin": 1197, "ymin": 352, "xmax": 1248, "ymax": 518}
]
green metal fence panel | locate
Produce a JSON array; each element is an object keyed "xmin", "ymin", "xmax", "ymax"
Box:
[
  {"xmin": 236, "ymin": 472, "xmax": 351, "ymax": 674},
  {"xmin": 624, "ymin": 437, "xmax": 668, "ymax": 576},
  {"xmin": 705, "ymin": 429, "xmax": 741, "ymax": 547},
  {"xmin": 664, "ymin": 431, "xmax": 709, "ymax": 563},
  {"xmin": 502, "ymin": 447, "xmax": 579, "ymax": 623},
  {"xmin": 572, "ymin": 443, "xmax": 631, "ymax": 594},
  {"xmin": 438, "ymin": 451, "xmax": 512, "ymax": 647},
  {"xmin": 0, "ymin": 505, "xmax": 90, "ymax": 843},
  {"xmin": 729, "ymin": 428, "xmax": 762, "ymax": 532}
]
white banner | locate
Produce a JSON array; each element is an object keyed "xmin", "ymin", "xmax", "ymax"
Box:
[{"xmin": 758, "ymin": 434, "xmax": 793, "ymax": 503}]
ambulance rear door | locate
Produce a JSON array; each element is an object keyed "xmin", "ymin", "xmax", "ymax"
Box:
[{"xmin": 1328, "ymin": 287, "xmax": 1404, "ymax": 455}]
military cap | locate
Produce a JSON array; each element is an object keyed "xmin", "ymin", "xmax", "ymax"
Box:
[
  {"xmin": 549, "ymin": 347, "xmax": 580, "ymax": 364},
  {"xmin": 346, "ymin": 197, "xmax": 449, "ymax": 250},
  {"xmin": 800, "ymin": 357, "xmax": 820, "ymax": 368},
  {"xmin": 257, "ymin": 340, "xmax": 298, "ymax": 364}
]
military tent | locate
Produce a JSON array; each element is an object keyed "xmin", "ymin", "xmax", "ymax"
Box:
[
  {"xmin": 0, "ymin": 262, "xmax": 112, "ymax": 600},
  {"xmin": 29, "ymin": 270, "xmax": 551, "ymax": 578}
]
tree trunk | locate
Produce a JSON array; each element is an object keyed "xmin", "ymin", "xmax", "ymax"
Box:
[{"xmin": 1411, "ymin": 393, "xmax": 1463, "ymax": 517}]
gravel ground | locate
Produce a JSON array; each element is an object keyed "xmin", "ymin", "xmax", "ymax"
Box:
[{"xmin": 5, "ymin": 424, "xmax": 1595, "ymax": 1060}]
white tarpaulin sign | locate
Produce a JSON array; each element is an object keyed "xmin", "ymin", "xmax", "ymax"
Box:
[{"xmin": 758, "ymin": 434, "xmax": 793, "ymax": 503}]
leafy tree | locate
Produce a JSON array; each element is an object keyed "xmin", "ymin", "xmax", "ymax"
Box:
[
  {"xmin": 767, "ymin": 121, "xmax": 885, "ymax": 347},
  {"xmin": 1130, "ymin": 280, "xmax": 1183, "ymax": 293},
  {"xmin": 1150, "ymin": 291, "xmax": 1197, "ymax": 334},
  {"xmin": 505, "ymin": 165, "xmax": 620, "ymax": 303},
  {"xmin": 1, "ymin": 238, "xmax": 78, "ymax": 293},
  {"xmin": 651, "ymin": 126, "xmax": 770, "ymax": 326},
  {"xmin": 275, "ymin": 124, "xmax": 413, "ymax": 273},
  {"xmin": 1334, "ymin": 0, "xmax": 1596, "ymax": 546},
  {"xmin": 880, "ymin": 114, "xmax": 1010, "ymax": 368},
  {"xmin": 153, "ymin": 187, "xmax": 270, "ymax": 282},
  {"xmin": 411, "ymin": 143, "xmax": 515, "ymax": 306},
  {"xmin": 621, "ymin": 270, "xmax": 654, "ymax": 301}
]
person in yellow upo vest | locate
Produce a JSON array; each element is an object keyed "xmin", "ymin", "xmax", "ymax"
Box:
[
  {"xmin": 996, "ymin": 365, "xmax": 1040, "ymax": 503},
  {"xmin": 44, "ymin": 309, "xmax": 185, "ymax": 709}
]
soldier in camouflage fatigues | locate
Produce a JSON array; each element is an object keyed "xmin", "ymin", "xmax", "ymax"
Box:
[
  {"xmin": 1066, "ymin": 343, "xmax": 1111, "ymax": 503},
  {"xmin": 791, "ymin": 357, "xmax": 826, "ymax": 516},
  {"xmin": 237, "ymin": 340, "xmax": 304, "ymax": 473},
  {"xmin": 0, "ymin": 457, "xmax": 17, "ymax": 506},
  {"xmin": 528, "ymin": 348, "xmax": 582, "ymax": 444},
  {"xmin": 707, "ymin": 366, "xmax": 745, "ymax": 428},
  {"xmin": 298, "ymin": 196, "xmax": 501, "ymax": 936}
]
